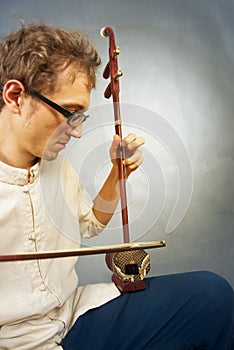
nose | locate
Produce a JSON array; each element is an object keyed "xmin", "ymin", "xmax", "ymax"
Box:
[{"xmin": 65, "ymin": 123, "xmax": 83, "ymax": 138}]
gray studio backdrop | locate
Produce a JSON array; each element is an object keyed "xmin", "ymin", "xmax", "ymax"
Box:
[{"xmin": 1, "ymin": 0, "xmax": 233, "ymax": 286}]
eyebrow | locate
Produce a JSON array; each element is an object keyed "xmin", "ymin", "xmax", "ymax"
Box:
[{"xmin": 60, "ymin": 103, "xmax": 87, "ymax": 111}]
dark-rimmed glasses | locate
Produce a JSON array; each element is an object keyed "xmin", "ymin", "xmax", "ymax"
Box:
[{"xmin": 0, "ymin": 85, "xmax": 89, "ymax": 127}]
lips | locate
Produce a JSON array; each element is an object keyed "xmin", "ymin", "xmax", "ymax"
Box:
[
  {"xmin": 57, "ymin": 138, "xmax": 70, "ymax": 146},
  {"xmin": 57, "ymin": 142, "xmax": 67, "ymax": 149},
  {"xmin": 55, "ymin": 140, "xmax": 69, "ymax": 150}
]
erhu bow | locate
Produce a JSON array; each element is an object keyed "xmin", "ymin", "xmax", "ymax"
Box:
[
  {"xmin": 101, "ymin": 27, "xmax": 165, "ymax": 292},
  {"xmin": 0, "ymin": 241, "xmax": 166, "ymax": 262}
]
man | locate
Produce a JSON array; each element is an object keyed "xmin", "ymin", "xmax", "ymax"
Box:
[{"xmin": 0, "ymin": 22, "xmax": 233, "ymax": 350}]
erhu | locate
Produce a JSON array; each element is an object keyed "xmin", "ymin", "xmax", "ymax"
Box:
[{"xmin": 101, "ymin": 27, "xmax": 165, "ymax": 292}]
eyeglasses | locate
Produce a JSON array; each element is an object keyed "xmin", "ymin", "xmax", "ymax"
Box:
[{"xmin": 0, "ymin": 85, "xmax": 89, "ymax": 127}]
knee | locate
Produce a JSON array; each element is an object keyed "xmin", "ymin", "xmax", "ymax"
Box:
[
  {"xmin": 197, "ymin": 271, "xmax": 233, "ymax": 295},
  {"xmin": 194, "ymin": 271, "xmax": 234, "ymax": 315}
]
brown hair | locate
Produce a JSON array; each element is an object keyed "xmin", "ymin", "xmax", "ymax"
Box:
[{"xmin": 0, "ymin": 22, "xmax": 101, "ymax": 110}]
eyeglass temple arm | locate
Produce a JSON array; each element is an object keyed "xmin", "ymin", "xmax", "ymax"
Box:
[
  {"xmin": 1, "ymin": 85, "xmax": 72, "ymax": 118},
  {"xmin": 26, "ymin": 87, "xmax": 72, "ymax": 118}
]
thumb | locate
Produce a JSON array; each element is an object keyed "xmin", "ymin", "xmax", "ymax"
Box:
[
  {"xmin": 110, "ymin": 134, "xmax": 121, "ymax": 161},
  {"xmin": 113, "ymin": 134, "xmax": 121, "ymax": 147}
]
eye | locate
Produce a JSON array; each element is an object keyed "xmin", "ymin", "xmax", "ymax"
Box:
[
  {"xmin": 66, "ymin": 108, "xmax": 78, "ymax": 114},
  {"xmin": 67, "ymin": 112, "xmax": 89, "ymax": 127},
  {"xmin": 65, "ymin": 107, "xmax": 88, "ymax": 115}
]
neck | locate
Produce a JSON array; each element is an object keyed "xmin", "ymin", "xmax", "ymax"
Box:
[
  {"xmin": 0, "ymin": 149, "xmax": 38, "ymax": 170},
  {"xmin": 0, "ymin": 114, "xmax": 37, "ymax": 170}
]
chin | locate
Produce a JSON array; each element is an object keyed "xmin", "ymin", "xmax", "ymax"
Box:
[{"xmin": 41, "ymin": 150, "xmax": 59, "ymax": 161}]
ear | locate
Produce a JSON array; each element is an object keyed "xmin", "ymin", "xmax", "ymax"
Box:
[{"xmin": 2, "ymin": 80, "xmax": 25, "ymax": 114}]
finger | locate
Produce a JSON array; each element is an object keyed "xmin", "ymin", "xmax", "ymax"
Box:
[
  {"xmin": 123, "ymin": 135, "xmax": 145, "ymax": 150},
  {"xmin": 122, "ymin": 133, "xmax": 137, "ymax": 146},
  {"xmin": 124, "ymin": 149, "xmax": 143, "ymax": 166},
  {"xmin": 127, "ymin": 156, "xmax": 144, "ymax": 169},
  {"xmin": 125, "ymin": 154, "xmax": 144, "ymax": 172}
]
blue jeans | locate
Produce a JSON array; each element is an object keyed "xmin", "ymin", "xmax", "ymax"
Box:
[{"xmin": 61, "ymin": 271, "xmax": 234, "ymax": 349}]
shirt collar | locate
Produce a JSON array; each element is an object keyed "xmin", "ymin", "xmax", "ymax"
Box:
[{"xmin": 0, "ymin": 161, "xmax": 40, "ymax": 185}]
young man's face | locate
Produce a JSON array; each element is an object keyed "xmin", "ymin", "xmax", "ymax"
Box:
[{"xmin": 21, "ymin": 70, "xmax": 91, "ymax": 162}]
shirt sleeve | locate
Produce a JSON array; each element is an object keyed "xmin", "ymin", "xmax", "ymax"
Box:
[{"xmin": 61, "ymin": 158, "xmax": 106, "ymax": 238}]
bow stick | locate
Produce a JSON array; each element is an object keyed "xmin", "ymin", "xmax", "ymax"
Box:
[
  {"xmin": 0, "ymin": 241, "xmax": 166, "ymax": 262},
  {"xmin": 100, "ymin": 27, "xmax": 130, "ymax": 243}
]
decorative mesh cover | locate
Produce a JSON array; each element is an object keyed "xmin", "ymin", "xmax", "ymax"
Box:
[{"xmin": 111, "ymin": 249, "xmax": 151, "ymax": 282}]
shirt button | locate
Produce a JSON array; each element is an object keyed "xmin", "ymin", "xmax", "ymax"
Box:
[
  {"xmin": 39, "ymin": 285, "xmax": 46, "ymax": 291},
  {"xmin": 28, "ymin": 232, "xmax": 36, "ymax": 240},
  {"xmin": 23, "ymin": 185, "xmax": 30, "ymax": 193}
]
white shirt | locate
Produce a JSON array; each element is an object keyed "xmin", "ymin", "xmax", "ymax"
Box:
[{"xmin": 0, "ymin": 157, "xmax": 120, "ymax": 350}]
